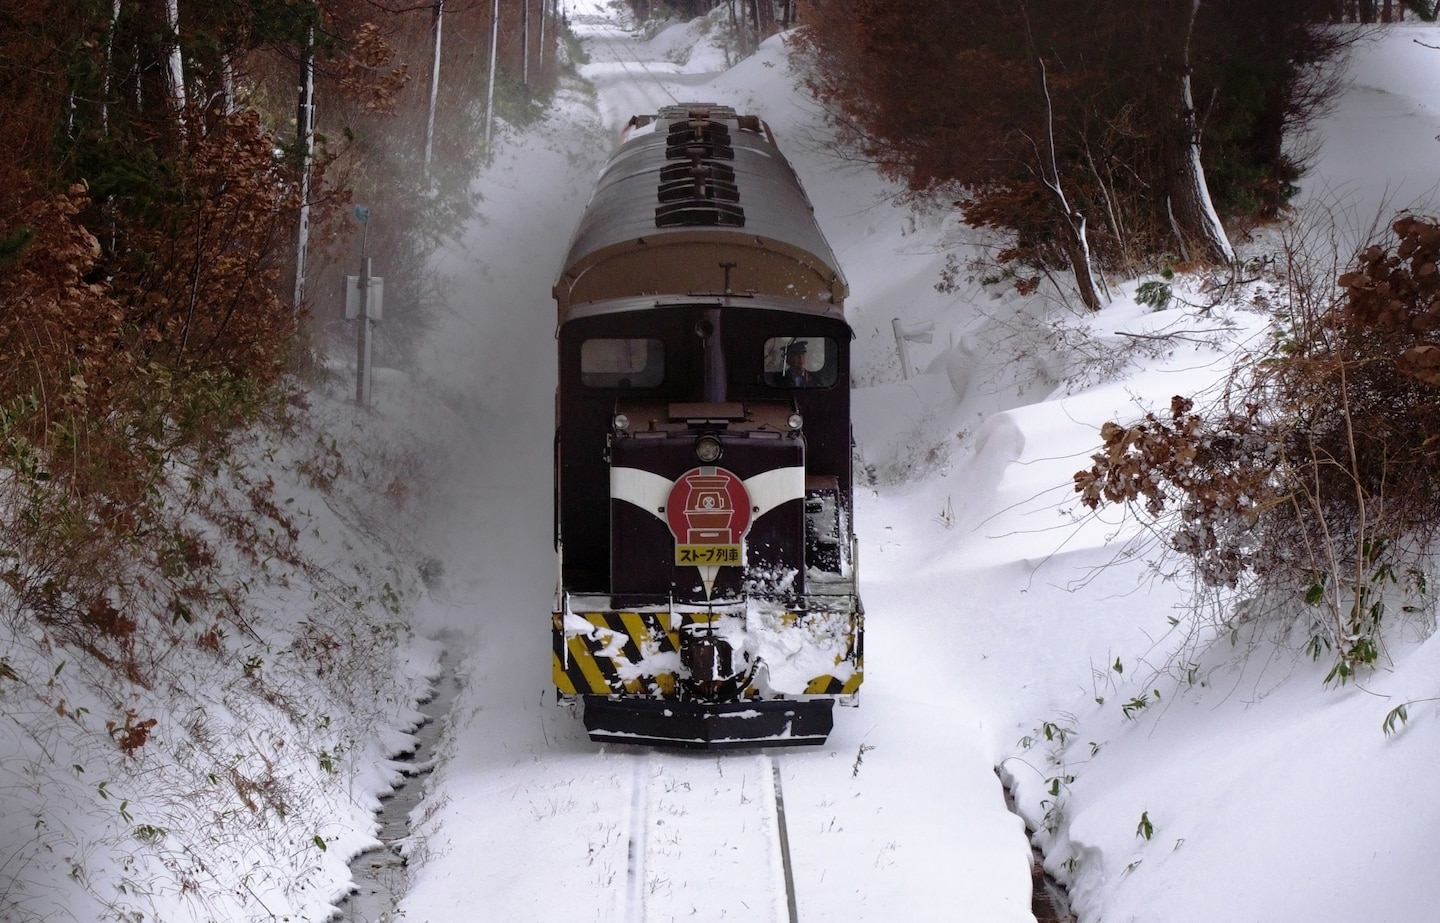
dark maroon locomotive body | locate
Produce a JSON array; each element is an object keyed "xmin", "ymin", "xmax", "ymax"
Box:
[{"xmin": 551, "ymin": 104, "xmax": 863, "ymax": 748}]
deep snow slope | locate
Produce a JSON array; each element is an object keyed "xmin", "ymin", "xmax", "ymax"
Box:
[
  {"xmin": 0, "ymin": 369, "xmax": 444, "ymax": 922},
  {"xmin": 1008, "ymin": 23, "xmax": 1440, "ymax": 923}
]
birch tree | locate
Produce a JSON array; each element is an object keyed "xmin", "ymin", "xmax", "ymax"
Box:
[
  {"xmin": 1165, "ymin": 0, "xmax": 1235, "ymax": 265},
  {"xmin": 1030, "ymin": 57, "xmax": 1104, "ymax": 309},
  {"xmin": 102, "ymin": 0, "xmax": 122, "ymax": 133},
  {"xmin": 794, "ymin": 0, "xmax": 1348, "ymax": 285},
  {"xmin": 425, "ymin": 0, "xmax": 444, "ymax": 168},
  {"xmin": 162, "ymin": 0, "xmax": 187, "ymax": 130},
  {"xmin": 294, "ymin": 22, "xmax": 316, "ymax": 309}
]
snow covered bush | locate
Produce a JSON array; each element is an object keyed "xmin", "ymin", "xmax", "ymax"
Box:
[{"xmin": 1074, "ymin": 213, "xmax": 1440, "ymax": 681}]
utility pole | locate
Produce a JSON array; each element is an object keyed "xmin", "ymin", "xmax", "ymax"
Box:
[{"xmin": 356, "ymin": 258, "xmax": 373, "ymax": 407}]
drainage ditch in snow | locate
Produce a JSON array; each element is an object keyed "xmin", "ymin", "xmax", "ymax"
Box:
[
  {"xmin": 997, "ymin": 769, "xmax": 1077, "ymax": 923},
  {"xmin": 337, "ymin": 646, "xmax": 460, "ymax": 922}
]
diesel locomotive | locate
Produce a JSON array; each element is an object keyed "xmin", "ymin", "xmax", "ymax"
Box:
[{"xmin": 551, "ymin": 104, "xmax": 863, "ymax": 748}]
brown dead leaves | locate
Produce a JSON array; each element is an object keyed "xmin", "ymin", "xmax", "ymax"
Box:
[
  {"xmin": 1338, "ymin": 214, "xmax": 1440, "ymax": 384},
  {"xmin": 339, "ymin": 22, "xmax": 410, "ymax": 116},
  {"xmin": 1075, "ymin": 396, "xmax": 1273, "ymax": 520}
]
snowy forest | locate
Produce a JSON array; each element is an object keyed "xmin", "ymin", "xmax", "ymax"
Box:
[
  {"xmin": 5, "ymin": 0, "xmax": 1440, "ymax": 920},
  {"xmin": 0, "ymin": 0, "xmax": 566, "ymax": 632}
]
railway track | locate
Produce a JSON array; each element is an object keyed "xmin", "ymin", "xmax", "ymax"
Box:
[
  {"xmin": 584, "ymin": 22, "xmax": 683, "ymax": 108},
  {"xmin": 622, "ymin": 750, "xmax": 800, "ymax": 923}
]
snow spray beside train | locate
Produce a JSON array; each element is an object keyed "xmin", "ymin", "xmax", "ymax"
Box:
[{"xmin": 551, "ymin": 104, "xmax": 863, "ymax": 748}]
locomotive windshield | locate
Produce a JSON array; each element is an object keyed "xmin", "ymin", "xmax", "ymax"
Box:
[
  {"xmin": 764, "ymin": 336, "xmax": 837, "ymax": 388},
  {"xmin": 580, "ymin": 337, "xmax": 665, "ymax": 388}
]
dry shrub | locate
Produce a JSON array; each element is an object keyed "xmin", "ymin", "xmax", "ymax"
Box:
[
  {"xmin": 0, "ymin": 106, "xmax": 301, "ymax": 667},
  {"xmin": 107, "ymin": 708, "xmax": 158, "ymax": 756},
  {"xmin": 2, "ymin": 109, "xmax": 299, "ymax": 489},
  {"xmin": 338, "ymin": 22, "xmax": 410, "ymax": 115},
  {"xmin": 1075, "ymin": 395, "xmax": 1278, "ymax": 588},
  {"xmin": 1075, "ymin": 213, "xmax": 1440, "ymax": 680}
]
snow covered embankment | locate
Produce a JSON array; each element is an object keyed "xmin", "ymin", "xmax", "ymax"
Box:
[{"xmin": 0, "ymin": 372, "xmax": 447, "ymax": 923}]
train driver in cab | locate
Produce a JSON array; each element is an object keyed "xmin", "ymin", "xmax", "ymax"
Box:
[{"xmin": 777, "ymin": 339, "xmax": 812, "ymax": 387}]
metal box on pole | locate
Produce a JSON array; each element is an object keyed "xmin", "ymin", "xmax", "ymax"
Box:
[{"xmin": 345, "ymin": 274, "xmax": 384, "ymax": 320}]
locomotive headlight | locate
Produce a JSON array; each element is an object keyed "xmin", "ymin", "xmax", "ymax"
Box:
[
  {"xmin": 613, "ymin": 412, "xmax": 631, "ymax": 432},
  {"xmin": 787, "ymin": 412, "xmax": 804, "ymax": 431},
  {"xmin": 695, "ymin": 435, "xmax": 723, "ymax": 463}
]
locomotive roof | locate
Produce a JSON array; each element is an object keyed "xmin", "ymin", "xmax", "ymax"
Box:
[{"xmin": 554, "ymin": 105, "xmax": 849, "ymax": 323}]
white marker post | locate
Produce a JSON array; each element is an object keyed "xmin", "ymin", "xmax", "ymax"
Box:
[{"xmin": 892, "ymin": 318, "xmax": 934, "ymax": 380}]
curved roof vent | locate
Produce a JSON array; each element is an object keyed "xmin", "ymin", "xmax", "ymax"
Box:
[
  {"xmin": 655, "ymin": 200, "xmax": 746, "ymax": 227},
  {"xmin": 661, "ymin": 159, "xmax": 736, "ymax": 184},
  {"xmin": 655, "ymin": 112, "xmax": 745, "ymax": 228},
  {"xmin": 664, "ymin": 115, "xmax": 735, "ymax": 160}
]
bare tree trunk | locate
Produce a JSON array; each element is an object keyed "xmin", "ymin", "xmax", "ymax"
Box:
[
  {"xmin": 484, "ymin": 0, "xmax": 499, "ymax": 148},
  {"xmin": 162, "ymin": 0, "xmax": 187, "ymax": 131},
  {"xmin": 101, "ymin": 0, "xmax": 121, "ymax": 133},
  {"xmin": 755, "ymin": 0, "xmax": 774, "ymax": 33},
  {"xmin": 1165, "ymin": 0, "xmax": 1235, "ymax": 266},
  {"xmin": 1059, "ymin": 213, "xmax": 1103, "ymax": 312},
  {"xmin": 294, "ymin": 24, "xmax": 316, "ymax": 310},
  {"xmin": 220, "ymin": 54, "xmax": 235, "ymax": 114},
  {"xmin": 426, "ymin": 0, "xmax": 443, "ymax": 169},
  {"xmin": 1035, "ymin": 61, "xmax": 1103, "ymax": 311}
]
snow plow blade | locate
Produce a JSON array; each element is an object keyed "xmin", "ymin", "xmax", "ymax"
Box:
[{"xmin": 582, "ymin": 696, "xmax": 834, "ymax": 749}]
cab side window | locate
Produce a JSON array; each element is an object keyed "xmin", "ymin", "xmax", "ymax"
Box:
[{"xmin": 581, "ymin": 338, "xmax": 665, "ymax": 388}]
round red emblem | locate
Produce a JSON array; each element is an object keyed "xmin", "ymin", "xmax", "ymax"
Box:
[{"xmin": 665, "ymin": 467, "xmax": 752, "ymax": 550}]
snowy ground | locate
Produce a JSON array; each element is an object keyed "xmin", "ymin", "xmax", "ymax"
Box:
[
  {"xmin": 397, "ymin": 10, "xmax": 1035, "ymax": 923},
  {"xmin": 385, "ymin": 10, "xmax": 1440, "ymax": 923},
  {"xmin": 7, "ymin": 8, "xmax": 1434, "ymax": 923}
]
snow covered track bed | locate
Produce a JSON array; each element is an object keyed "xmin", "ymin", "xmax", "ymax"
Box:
[
  {"xmin": 399, "ymin": 10, "xmax": 1037, "ymax": 922},
  {"xmin": 576, "ymin": 10, "xmax": 730, "ymax": 128},
  {"xmin": 584, "ymin": 23, "xmax": 681, "ymax": 110},
  {"xmin": 620, "ymin": 749, "xmax": 798, "ymax": 923}
]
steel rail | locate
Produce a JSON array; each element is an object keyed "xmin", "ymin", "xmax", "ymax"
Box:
[{"xmin": 770, "ymin": 756, "xmax": 801, "ymax": 923}]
